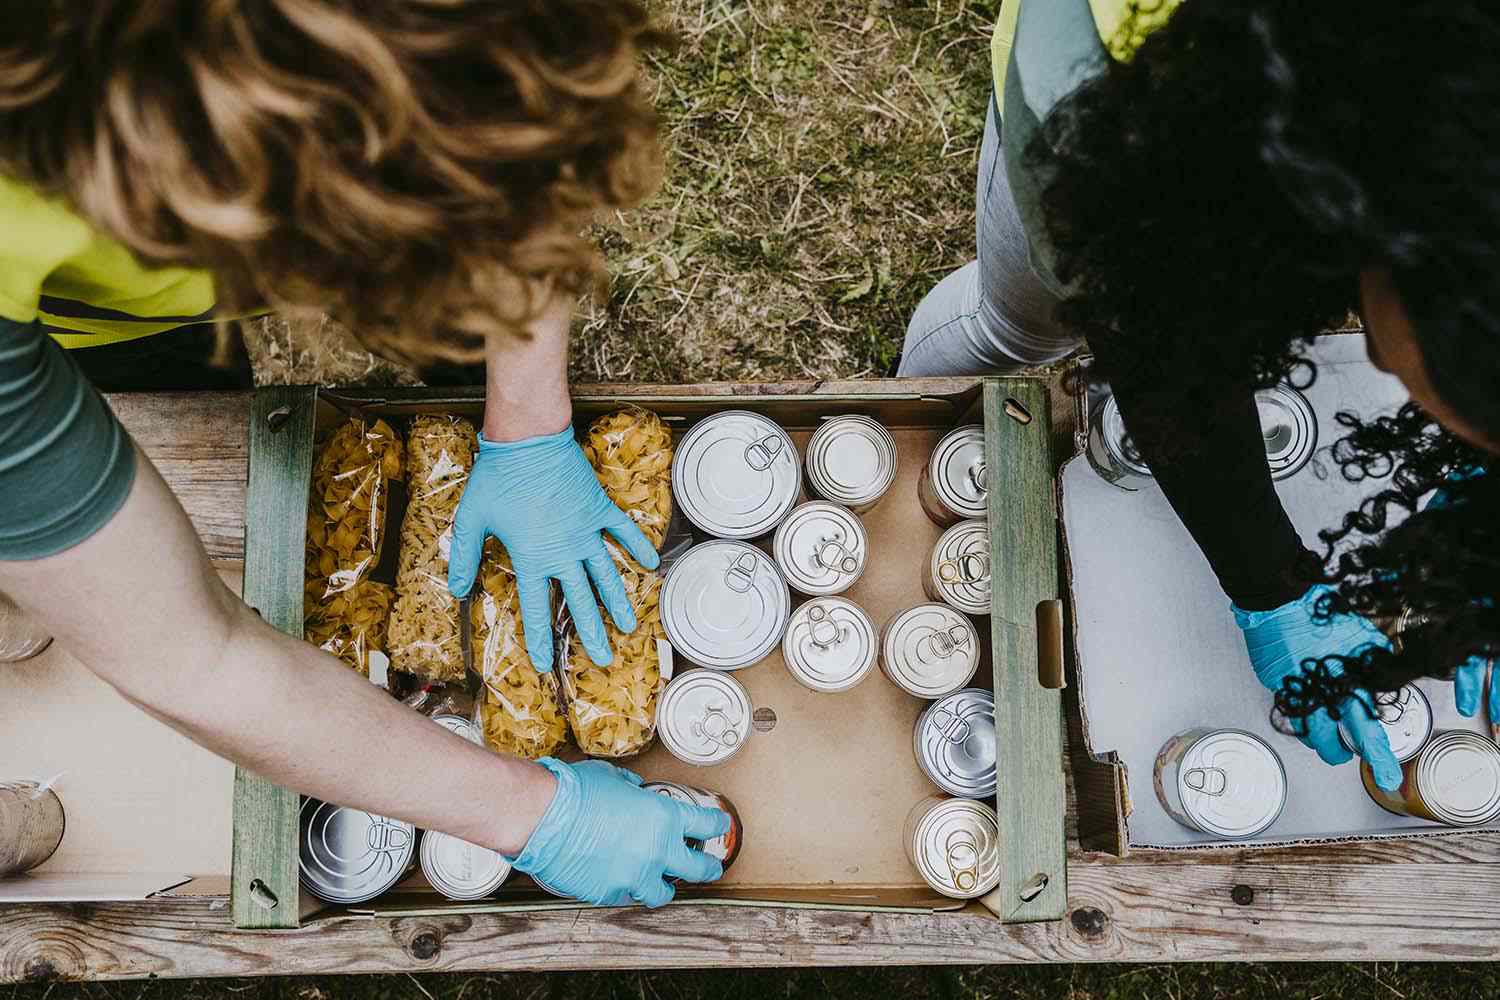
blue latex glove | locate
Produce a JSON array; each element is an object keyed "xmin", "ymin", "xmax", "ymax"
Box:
[
  {"xmin": 447, "ymin": 427, "xmax": 659, "ymax": 672},
  {"xmin": 1234, "ymin": 585, "xmax": 1403, "ymax": 790},
  {"xmin": 511, "ymin": 758, "xmax": 730, "ymax": 907}
]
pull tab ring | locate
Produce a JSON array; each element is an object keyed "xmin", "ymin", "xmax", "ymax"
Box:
[
  {"xmin": 967, "ymin": 458, "xmax": 989, "ymax": 494},
  {"xmin": 806, "ymin": 604, "xmax": 844, "ymax": 650},
  {"xmin": 813, "ymin": 536, "xmax": 859, "ymax": 575},
  {"xmin": 933, "ymin": 707, "xmax": 972, "ymax": 745},
  {"xmin": 744, "ymin": 434, "xmax": 784, "ymax": 472},
  {"xmin": 944, "ymin": 829, "xmax": 981, "ymax": 893},
  {"xmin": 916, "ymin": 625, "xmax": 970, "ymax": 664},
  {"xmin": 693, "ymin": 704, "xmax": 742, "ymax": 748},
  {"xmin": 938, "ymin": 552, "xmax": 991, "ymax": 585},
  {"xmin": 724, "ymin": 552, "xmax": 758, "ymax": 594},
  {"xmin": 1184, "ymin": 766, "xmax": 1228, "ymax": 796},
  {"xmin": 367, "ymin": 818, "xmax": 411, "ymax": 853}
]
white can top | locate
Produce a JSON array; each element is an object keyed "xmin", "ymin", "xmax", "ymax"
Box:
[
  {"xmin": 927, "ymin": 425, "xmax": 989, "ymax": 520},
  {"xmin": 881, "ymin": 603, "xmax": 982, "ymax": 699},
  {"xmin": 656, "ymin": 669, "xmax": 754, "ymax": 766},
  {"xmin": 419, "ymin": 830, "xmax": 512, "ymax": 901},
  {"xmin": 929, "ymin": 520, "xmax": 993, "ymax": 616},
  {"xmin": 1177, "ymin": 729, "xmax": 1287, "ymax": 839},
  {"xmin": 1255, "ymin": 384, "xmax": 1318, "ymax": 480},
  {"xmin": 805, "ymin": 415, "xmax": 899, "ymax": 508},
  {"xmin": 1099, "ymin": 396, "xmax": 1152, "ymax": 476},
  {"xmin": 772, "ymin": 501, "xmax": 868, "ymax": 596},
  {"xmin": 661, "ymin": 540, "xmax": 791, "ymax": 670},
  {"xmin": 672, "ymin": 410, "xmax": 801, "ymax": 539},
  {"xmin": 1336, "ymin": 685, "xmax": 1434, "ymax": 764},
  {"xmin": 299, "ymin": 799, "xmax": 416, "ymax": 905},
  {"xmin": 915, "ymin": 689, "xmax": 997, "ymax": 799},
  {"xmin": 1415, "ymin": 731, "xmax": 1500, "ymax": 826},
  {"xmin": 782, "ymin": 597, "xmax": 878, "ymax": 693},
  {"xmin": 911, "ymin": 798, "xmax": 1001, "ymax": 899}
]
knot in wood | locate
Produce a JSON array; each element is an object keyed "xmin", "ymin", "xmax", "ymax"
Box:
[
  {"xmin": 1069, "ymin": 906, "xmax": 1109, "ymax": 939},
  {"xmin": 1231, "ymin": 884, "xmax": 1255, "ymax": 906},
  {"xmin": 410, "ymin": 932, "xmax": 441, "ymax": 960}
]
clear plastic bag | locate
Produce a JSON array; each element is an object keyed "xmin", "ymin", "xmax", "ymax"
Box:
[
  {"xmin": 388, "ymin": 415, "xmax": 478, "ymax": 682},
  {"xmin": 579, "ymin": 407, "xmax": 674, "ymax": 548}
]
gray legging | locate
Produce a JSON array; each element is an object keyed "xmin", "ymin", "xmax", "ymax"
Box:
[{"xmin": 898, "ymin": 96, "xmax": 1082, "ymax": 375}]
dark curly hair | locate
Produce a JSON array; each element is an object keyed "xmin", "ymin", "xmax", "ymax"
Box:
[{"xmin": 1025, "ymin": 2, "xmax": 1500, "ymax": 715}]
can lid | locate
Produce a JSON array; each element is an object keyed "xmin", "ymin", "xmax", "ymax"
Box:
[
  {"xmin": 930, "ymin": 520, "xmax": 992, "ymax": 615},
  {"xmin": 657, "ymin": 669, "xmax": 754, "ymax": 766},
  {"xmin": 928, "ymin": 426, "xmax": 989, "ymax": 520},
  {"xmin": 299, "ymin": 798, "xmax": 416, "ymax": 904},
  {"xmin": 672, "ymin": 410, "xmax": 801, "ymax": 539},
  {"xmin": 783, "ymin": 597, "xmax": 878, "ymax": 693},
  {"xmin": 661, "ymin": 540, "xmax": 791, "ymax": 670},
  {"xmin": 431, "ymin": 713, "xmax": 483, "ymax": 745},
  {"xmin": 912, "ymin": 798, "xmax": 1001, "ymax": 899},
  {"xmin": 806, "ymin": 415, "xmax": 898, "ymax": 507},
  {"xmin": 1336, "ymin": 685, "xmax": 1434, "ymax": 764},
  {"xmin": 1176, "ymin": 730, "xmax": 1287, "ymax": 839},
  {"xmin": 642, "ymin": 780, "xmax": 700, "ymax": 806},
  {"xmin": 915, "ymin": 689, "xmax": 997, "ymax": 798},
  {"xmin": 772, "ymin": 502, "xmax": 868, "ymax": 596},
  {"xmin": 1415, "ymin": 730, "xmax": 1500, "ymax": 825},
  {"xmin": 419, "ymin": 831, "xmax": 512, "ymax": 901},
  {"xmin": 1256, "ymin": 385, "xmax": 1317, "ymax": 480},
  {"xmin": 881, "ymin": 603, "xmax": 981, "ymax": 699},
  {"xmin": 1100, "ymin": 397, "xmax": 1152, "ymax": 476}
]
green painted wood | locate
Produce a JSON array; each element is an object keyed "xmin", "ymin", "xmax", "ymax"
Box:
[
  {"xmin": 983, "ymin": 378, "xmax": 1067, "ymax": 922},
  {"xmin": 231, "ymin": 386, "xmax": 319, "ymax": 929}
]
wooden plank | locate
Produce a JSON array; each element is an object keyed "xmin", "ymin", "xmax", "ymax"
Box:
[
  {"xmin": 982, "ymin": 379, "xmax": 1067, "ymax": 922},
  {"xmin": 229, "ymin": 387, "xmax": 318, "ymax": 929}
]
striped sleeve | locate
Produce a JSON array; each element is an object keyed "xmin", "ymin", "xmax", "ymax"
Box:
[{"xmin": 0, "ymin": 317, "xmax": 136, "ymax": 559}]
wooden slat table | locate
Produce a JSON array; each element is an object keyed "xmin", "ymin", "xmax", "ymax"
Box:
[{"xmin": 4, "ymin": 386, "xmax": 1500, "ymax": 981}]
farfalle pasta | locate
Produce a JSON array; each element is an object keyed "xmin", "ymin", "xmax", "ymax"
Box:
[{"xmin": 473, "ymin": 542, "xmax": 568, "ymax": 759}]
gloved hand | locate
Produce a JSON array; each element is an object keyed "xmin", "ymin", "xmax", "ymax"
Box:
[
  {"xmin": 1423, "ymin": 473, "xmax": 1497, "ymax": 720},
  {"xmin": 510, "ymin": 758, "xmax": 730, "ymax": 907},
  {"xmin": 447, "ymin": 427, "xmax": 659, "ymax": 672},
  {"xmin": 1234, "ymin": 584, "xmax": 1403, "ymax": 790}
]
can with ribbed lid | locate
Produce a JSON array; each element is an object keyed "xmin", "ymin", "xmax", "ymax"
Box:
[
  {"xmin": 924, "ymin": 520, "xmax": 992, "ymax": 616},
  {"xmin": 782, "ymin": 597, "xmax": 877, "ymax": 693},
  {"xmin": 1256, "ymin": 384, "xmax": 1318, "ymax": 481},
  {"xmin": 805, "ymin": 415, "xmax": 899, "ymax": 513},
  {"xmin": 1153, "ymin": 728, "xmax": 1287, "ymax": 839},
  {"xmin": 1336, "ymin": 685, "xmax": 1433, "ymax": 764},
  {"xmin": 419, "ymin": 829, "xmax": 512, "ymax": 901},
  {"xmin": 879, "ymin": 603, "xmax": 981, "ymax": 699},
  {"xmin": 914, "ymin": 689, "xmax": 997, "ymax": 799},
  {"xmin": 299, "ymin": 798, "xmax": 417, "ymax": 904},
  {"xmin": 672, "ymin": 410, "xmax": 801, "ymax": 539},
  {"xmin": 903, "ymin": 795, "xmax": 1001, "ymax": 899},
  {"xmin": 661, "ymin": 540, "xmax": 791, "ymax": 670},
  {"xmin": 656, "ymin": 669, "xmax": 754, "ymax": 766},
  {"xmin": 1086, "ymin": 394, "xmax": 1153, "ymax": 491},
  {"xmin": 772, "ymin": 501, "xmax": 867, "ymax": 596},
  {"xmin": 642, "ymin": 781, "xmax": 744, "ymax": 874},
  {"xmin": 918, "ymin": 426, "xmax": 988, "ymax": 526},
  {"xmin": 1362, "ymin": 730, "xmax": 1500, "ymax": 826}
]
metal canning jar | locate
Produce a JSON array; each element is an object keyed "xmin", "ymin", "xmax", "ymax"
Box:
[
  {"xmin": 656, "ymin": 669, "xmax": 755, "ymax": 767},
  {"xmin": 925, "ymin": 520, "xmax": 992, "ymax": 616},
  {"xmin": 914, "ymin": 689, "xmax": 997, "ymax": 799},
  {"xmin": 299, "ymin": 798, "xmax": 417, "ymax": 904},
  {"xmin": 903, "ymin": 795, "xmax": 1001, "ymax": 899},
  {"xmin": 642, "ymin": 781, "xmax": 744, "ymax": 875},
  {"xmin": 1256, "ymin": 384, "xmax": 1318, "ymax": 481},
  {"xmin": 1153, "ymin": 728, "xmax": 1287, "ymax": 840},
  {"xmin": 918, "ymin": 425, "xmax": 988, "ymax": 526},
  {"xmin": 1336, "ymin": 685, "xmax": 1434, "ymax": 764},
  {"xmin": 1085, "ymin": 394, "xmax": 1153, "ymax": 491},
  {"xmin": 672, "ymin": 410, "xmax": 801, "ymax": 539},
  {"xmin": 1362, "ymin": 730, "xmax": 1500, "ymax": 827},
  {"xmin": 804, "ymin": 415, "xmax": 899, "ymax": 513},
  {"xmin": 419, "ymin": 830, "xmax": 512, "ymax": 901},
  {"xmin": 879, "ymin": 603, "xmax": 981, "ymax": 699},
  {"xmin": 782, "ymin": 596, "xmax": 878, "ymax": 693},
  {"xmin": 772, "ymin": 501, "xmax": 868, "ymax": 596},
  {"xmin": 661, "ymin": 540, "xmax": 791, "ymax": 670}
]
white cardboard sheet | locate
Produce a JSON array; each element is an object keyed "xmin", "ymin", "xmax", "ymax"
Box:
[{"xmin": 1062, "ymin": 334, "xmax": 1500, "ymax": 847}]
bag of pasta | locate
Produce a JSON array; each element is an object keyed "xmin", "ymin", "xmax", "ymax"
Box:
[
  {"xmin": 388, "ymin": 415, "xmax": 478, "ymax": 683},
  {"xmin": 473, "ymin": 542, "xmax": 568, "ymax": 760},
  {"xmin": 579, "ymin": 407, "xmax": 673, "ymax": 548}
]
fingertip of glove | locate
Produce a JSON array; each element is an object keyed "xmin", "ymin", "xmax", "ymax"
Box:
[{"xmin": 1374, "ymin": 764, "xmax": 1403, "ymax": 792}]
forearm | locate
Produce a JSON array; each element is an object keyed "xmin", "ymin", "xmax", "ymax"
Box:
[{"xmin": 482, "ymin": 295, "xmax": 574, "ymax": 442}]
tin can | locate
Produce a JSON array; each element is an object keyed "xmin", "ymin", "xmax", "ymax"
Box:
[
  {"xmin": 1336, "ymin": 685, "xmax": 1434, "ymax": 764},
  {"xmin": 1153, "ymin": 728, "xmax": 1287, "ymax": 839},
  {"xmin": 914, "ymin": 689, "xmax": 997, "ymax": 799},
  {"xmin": 924, "ymin": 520, "xmax": 992, "ymax": 616},
  {"xmin": 1256, "ymin": 384, "xmax": 1317, "ymax": 481},
  {"xmin": 0, "ymin": 592, "xmax": 52, "ymax": 663},
  {"xmin": 642, "ymin": 781, "xmax": 744, "ymax": 874},
  {"xmin": 903, "ymin": 795, "xmax": 1001, "ymax": 899},
  {"xmin": 431, "ymin": 713, "xmax": 484, "ymax": 745},
  {"xmin": 672, "ymin": 410, "xmax": 801, "ymax": 539},
  {"xmin": 782, "ymin": 597, "xmax": 877, "ymax": 693},
  {"xmin": 661, "ymin": 540, "xmax": 791, "ymax": 670},
  {"xmin": 1085, "ymin": 394, "xmax": 1153, "ymax": 491},
  {"xmin": 656, "ymin": 669, "xmax": 754, "ymax": 766},
  {"xmin": 918, "ymin": 425, "xmax": 988, "ymax": 526},
  {"xmin": 879, "ymin": 603, "xmax": 981, "ymax": 699},
  {"xmin": 805, "ymin": 415, "xmax": 899, "ymax": 513},
  {"xmin": 299, "ymin": 798, "xmax": 417, "ymax": 904},
  {"xmin": 0, "ymin": 782, "xmax": 65, "ymax": 876},
  {"xmin": 419, "ymin": 830, "xmax": 512, "ymax": 901},
  {"xmin": 1361, "ymin": 730, "xmax": 1500, "ymax": 827},
  {"xmin": 772, "ymin": 501, "xmax": 868, "ymax": 596}
]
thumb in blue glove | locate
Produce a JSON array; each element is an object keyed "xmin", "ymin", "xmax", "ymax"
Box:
[{"xmin": 1234, "ymin": 584, "xmax": 1404, "ymax": 791}]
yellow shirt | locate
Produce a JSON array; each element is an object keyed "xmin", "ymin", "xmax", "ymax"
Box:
[{"xmin": 993, "ymin": 0, "xmax": 1183, "ymax": 102}]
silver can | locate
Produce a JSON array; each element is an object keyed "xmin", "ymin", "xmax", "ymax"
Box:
[
  {"xmin": 782, "ymin": 597, "xmax": 878, "ymax": 693},
  {"xmin": 914, "ymin": 689, "xmax": 997, "ymax": 799},
  {"xmin": 1256, "ymin": 384, "xmax": 1318, "ymax": 481},
  {"xmin": 0, "ymin": 782, "xmax": 65, "ymax": 876},
  {"xmin": 419, "ymin": 830, "xmax": 512, "ymax": 901},
  {"xmin": 771, "ymin": 501, "xmax": 868, "ymax": 596},
  {"xmin": 880, "ymin": 603, "xmax": 982, "ymax": 699},
  {"xmin": 642, "ymin": 781, "xmax": 744, "ymax": 874},
  {"xmin": 903, "ymin": 795, "xmax": 1001, "ymax": 900},
  {"xmin": 0, "ymin": 592, "xmax": 52, "ymax": 663},
  {"xmin": 1085, "ymin": 394, "xmax": 1153, "ymax": 491},
  {"xmin": 656, "ymin": 669, "xmax": 754, "ymax": 766},
  {"xmin": 661, "ymin": 540, "xmax": 791, "ymax": 670},
  {"xmin": 431, "ymin": 713, "xmax": 483, "ymax": 745},
  {"xmin": 918, "ymin": 425, "xmax": 988, "ymax": 526},
  {"xmin": 1336, "ymin": 685, "xmax": 1434, "ymax": 764},
  {"xmin": 924, "ymin": 520, "xmax": 992, "ymax": 616},
  {"xmin": 1363, "ymin": 730, "xmax": 1500, "ymax": 826},
  {"xmin": 804, "ymin": 415, "xmax": 899, "ymax": 513},
  {"xmin": 299, "ymin": 798, "xmax": 417, "ymax": 904},
  {"xmin": 1153, "ymin": 728, "xmax": 1287, "ymax": 840},
  {"xmin": 672, "ymin": 410, "xmax": 801, "ymax": 539}
]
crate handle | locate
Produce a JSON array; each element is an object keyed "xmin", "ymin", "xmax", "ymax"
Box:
[{"xmin": 1036, "ymin": 599, "xmax": 1065, "ymax": 690}]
